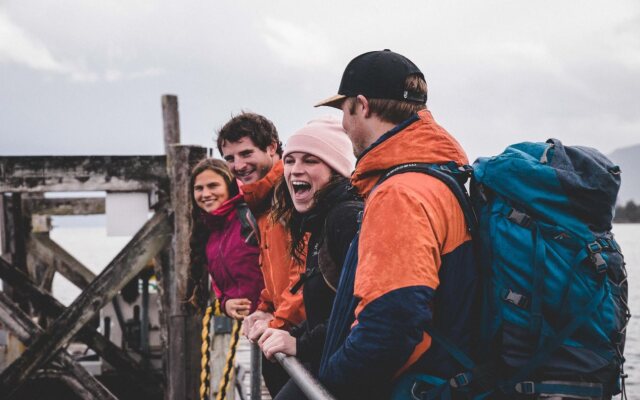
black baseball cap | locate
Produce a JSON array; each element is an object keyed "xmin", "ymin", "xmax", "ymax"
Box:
[{"xmin": 315, "ymin": 49, "xmax": 427, "ymax": 108}]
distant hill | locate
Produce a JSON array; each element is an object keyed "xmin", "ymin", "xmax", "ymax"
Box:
[{"xmin": 608, "ymin": 144, "xmax": 640, "ymax": 204}]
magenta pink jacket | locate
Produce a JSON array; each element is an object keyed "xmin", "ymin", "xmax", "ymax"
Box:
[{"xmin": 202, "ymin": 193, "xmax": 264, "ymax": 316}]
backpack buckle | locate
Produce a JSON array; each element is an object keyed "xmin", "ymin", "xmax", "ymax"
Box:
[
  {"xmin": 514, "ymin": 381, "xmax": 535, "ymax": 394},
  {"xmin": 613, "ymin": 330, "xmax": 625, "ymax": 346},
  {"xmin": 587, "ymin": 241, "xmax": 608, "ymax": 272},
  {"xmin": 507, "ymin": 209, "xmax": 531, "ymax": 227},
  {"xmin": 502, "ymin": 289, "xmax": 529, "ymax": 308},
  {"xmin": 587, "ymin": 241, "xmax": 603, "ymax": 253},
  {"xmin": 591, "ymin": 253, "xmax": 607, "ymax": 273},
  {"xmin": 449, "ymin": 372, "xmax": 472, "ymax": 388}
]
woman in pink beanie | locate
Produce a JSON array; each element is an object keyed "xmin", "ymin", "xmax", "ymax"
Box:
[{"xmin": 257, "ymin": 116, "xmax": 363, "ymax": 399}]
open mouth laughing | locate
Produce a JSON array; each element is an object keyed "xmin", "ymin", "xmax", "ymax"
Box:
[{"xmin": 291, "ymin": 180, "xmax": 314, "ymax": 204}]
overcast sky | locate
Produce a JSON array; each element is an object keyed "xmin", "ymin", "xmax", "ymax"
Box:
[{"xmin": 1, "ymin": 0, "xmax": 639, "ymax": 162}]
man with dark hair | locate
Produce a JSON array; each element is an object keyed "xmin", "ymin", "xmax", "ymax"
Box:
[
  {"xmin": 217, "ymin": 112, "xmax": 306, "ymax": 395},
  {"xmin": 218, "ymin": 112, "xmax": 284, "ymax": 184},
  {"xmin": 316, "ymin": 50, "xmax": 477, "ymax": 398}
]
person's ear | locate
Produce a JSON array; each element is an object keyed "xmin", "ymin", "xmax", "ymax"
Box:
[
  {"xmin": 266, "ymin": 142, "xmax": 277, "ymax": 157},
  {"xmin": 356, "ymin": 95, "xmax": 371, "ymax": 118}
]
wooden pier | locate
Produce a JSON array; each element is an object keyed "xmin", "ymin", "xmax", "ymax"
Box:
[{"xmin": 0, "ymin": 95, "xmax": 210, "ymax": 399}]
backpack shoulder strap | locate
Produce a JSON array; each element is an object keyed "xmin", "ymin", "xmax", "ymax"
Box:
[
  {"xmin": 236, "ymin": 202, "xmax": 259, "ymax": 246},
  {"xmin": 378, "ymin": 162, "xmax": 477, "ymax": 235}
]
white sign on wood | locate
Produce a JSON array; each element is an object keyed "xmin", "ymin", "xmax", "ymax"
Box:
[{"xmin": 106, "ymin": 193, "xmax": 149, "ymax": 236}]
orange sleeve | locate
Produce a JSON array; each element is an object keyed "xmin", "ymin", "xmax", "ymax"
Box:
[
  {"xmin": 257, "ymin": 287, "xmax": 275, "ymax": 313},
  {"xmin": 269, "ymin": 242, "xmax": 307, "ymax": 329}
]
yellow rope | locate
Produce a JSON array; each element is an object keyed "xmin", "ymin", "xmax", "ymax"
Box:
[
  {"xmin": 199, "ymin": 305, "xmax": 214, "ymax": 400},
  {"xmin": 214, "ymin": 298, "xmax": 223, "ymax": 317},
  {"xmin": 216, "ymin": 319, "xmax": 242, "ymax": 400}
]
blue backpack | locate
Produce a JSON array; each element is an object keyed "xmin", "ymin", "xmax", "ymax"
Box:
[{"xmin": 321, "ymin": 138, "xmax": 629, "ymax": 399}]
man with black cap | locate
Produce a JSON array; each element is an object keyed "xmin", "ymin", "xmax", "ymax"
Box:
[{"xmin": 315, "ymin": 50, "xmax": 478, "ymax": 399}]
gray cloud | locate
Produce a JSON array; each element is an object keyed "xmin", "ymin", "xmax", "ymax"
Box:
[{"xmin": 1, "ymin": 0, "xmax": 639, "ymax": 161}]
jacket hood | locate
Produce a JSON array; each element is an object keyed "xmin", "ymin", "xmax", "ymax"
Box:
[
  {"xmin": 242, "ymin": 160, "xmax": 284, "ymax": 215},
  {"xmin": 351, "ymin": 110, "xmax": 468, "ymax": 198}
]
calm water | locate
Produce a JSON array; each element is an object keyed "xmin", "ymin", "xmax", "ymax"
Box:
[
  {"xmin": 614, "ymin": 224, "xmax": 639, "ymax": 399},
  {"xmin": 49, "ymin": 223, "xmax": 640, "ymax": 399}
]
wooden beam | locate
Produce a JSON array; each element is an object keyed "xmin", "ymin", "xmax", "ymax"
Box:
[
  {"xmin": 162, "ymin": 95, "xmax": 180, "ymax": 152},
  {"xmin": 0, "ymin": 293, "xmax": 31, "ymax": 341},
  {"xmin": 31, "ymin": 370, "xmax": 106, "ymax": 400},
  {"xmin": 0, "ymin": 292, "xmax": 116, "ymax": 400},
  {"xmin": 0, "ymin": 156, "xmax": 167, "ymax": 193},
  {"xmin": 24, "ymin": 197, "xmax": 105, "ymax": 216},
  {"xmin": 0, "ymin": 209, "xmax": 172, "ymax": 397},
  {"xmin": 29, "ymin": 232, "xmax": 95, "ymax": 289},
  {"xmin": 1, "ymin": 193, "xmax": 31, "ymax": 313},
  {"xmin": 164, "ymin": 144, "xmax": 207, "ymax": 400},
  {"xmin": 0, "ymin": 255, "xmax": 163, "ymax": 397},
  {"xmin": 0, "ymin": 195, "xmax": 8, "ymax": 255}
]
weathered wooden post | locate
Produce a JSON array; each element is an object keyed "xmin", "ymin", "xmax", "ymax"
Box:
[
  {"xmin": 1, "ymin": 193, "xmax": 30, "ymax": 313},
  {"xmin": 161, "ymin": 94, "xmax": 207, "ymax": 400},
  {"xmin": 0, "ymin": 193, "xmax": 32, "ymax": 369}
]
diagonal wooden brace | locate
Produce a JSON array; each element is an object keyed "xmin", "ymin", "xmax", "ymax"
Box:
[
  {"xmin": 28, "ymin": 232, "xmax": 96, "ymax": 290},
  {"xmin": 0, "ymin": 209, "xmax": 172, "ymax": 398},
  {"xmin": 0, "ymin": 292, "xmax": 116, "ymax": 400},
  {"xmin": 0, "ymin": 253, "xmax": 161, "ymax": 398}
]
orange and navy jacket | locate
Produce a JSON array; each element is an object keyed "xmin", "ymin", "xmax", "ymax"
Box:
[
  {"xmin": 322, "ymin": 110, "xmax": 477, "ymax": 397},
  {"xmin": 242, "ymin": 161, "xmax": 306, "ymax": 330}
]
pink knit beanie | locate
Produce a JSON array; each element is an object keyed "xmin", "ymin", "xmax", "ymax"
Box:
[{"xmin": 283, "ymin": 116, "xmax": 356, "ymax": 178}]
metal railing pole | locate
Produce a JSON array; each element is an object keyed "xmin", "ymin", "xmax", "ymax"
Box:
[
  {"xmin": 274, "ymin": 353, "xmax": 336, "ymax": 400},
  {"xmin": 250, "ymin": 342, "xmax": 262, "ymax": 400}
]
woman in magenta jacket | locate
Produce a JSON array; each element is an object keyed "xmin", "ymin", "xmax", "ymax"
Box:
[{"xmin": 188, "ymin": 158, "xmax": 264, "ymax": 319}]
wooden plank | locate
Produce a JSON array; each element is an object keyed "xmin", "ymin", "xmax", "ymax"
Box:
[
  {"xmin": 0, "ymin": 195, "xmax": 8, "ymax": 255},
  {"xmin": 29, "ymin": 232, "xmax": 95, "ymax": 289},
  {"xmin": 26, "ymin": 250, "xmax": 55, "ymax": 294},
  {"xmin": 0, "ymin": 255, "xmax": 162, "ymax": 397},
  {"xmin": 152, "ymin": 250, "xmax": 170, "ymax": 351},
  {"xmin": 30, "ymin": 369, "xmax": 103, "ymax": 400},
  {"xmin": 162, "ymin": 95, "xmax": 180, "ymax": 151},
  {"xmin": 165, "ymin": 144, "xmax": 207, "ymax": 400},
  {"xmin": 24, "ymin": 197, "xmax": 105, "ymax": 216},
  {"xmin": 1, "ymin": 193, "xmax": 31, "ymax": 313},
  {"xmin": 0, "ymin": 156, "xmax": 167, "ymax": 193},
  {"xmin": 0, "ymin": 293, "xmax": 31, "ymax": 341},
  {"xmin": 0, "ymin": 292, "xmax": 116, "ymax": 400},
  {"xmin": 0, "ymin": 209, "xmax": 172, "ymax": 397}
]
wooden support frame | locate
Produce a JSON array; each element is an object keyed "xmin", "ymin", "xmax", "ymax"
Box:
[
  {"xmin": 0, "ymin": 292, "xmax": 116, "ymax": 400},
  {"xmin": 0, "ymin": 235, "xmax": 163, "ymax": 399},
  {"xmin": 0, "ymin": 209, "xmax": 162, "ymax": 398},
  {"xmin": 24, "ymin": 197, "xmax": 105, "ymax": 216},
  {"xmin": 28, "ymin": 232, "xmax": 95, "ymax": 290},
  {"xmin": 0, "ymin": 155, "xmax": 167, "ymax": 193},
  {"xmin": 32, "ymin": 369, "xmax": 109, "ymax": 400},
  {"xmin": 0, "ymin": 209, "xmax": 172, "ymax": 398},
  {"xmin": 1, "ymin": 193, "xmax": 31, "ymax": 313}
]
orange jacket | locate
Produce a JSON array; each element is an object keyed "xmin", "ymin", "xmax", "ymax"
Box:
[
  {"xmin": 321, "ymin": 110, "xmax": 476, "ymax": 397},
  {"xmin": 243, "ymin": 161, "xmax": 306, "ymax": 330},
  {"xmin": 352, "ymin": 109, "xmax": 472, "ymax": 374}
]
